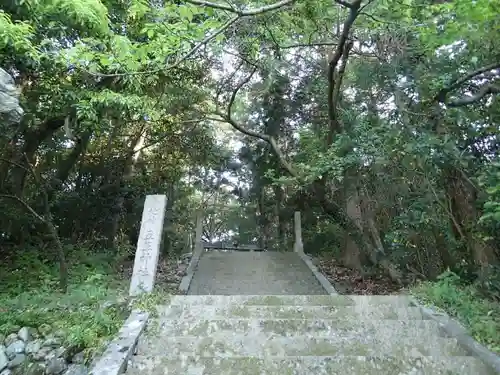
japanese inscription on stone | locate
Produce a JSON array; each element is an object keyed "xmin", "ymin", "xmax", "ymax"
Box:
[{"xmin": 129, "ymin": 195, "xmax": 167, "ymax": 296}]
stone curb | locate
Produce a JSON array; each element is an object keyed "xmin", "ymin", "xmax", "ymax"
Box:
[
  {"xmin": 408, "ymin": 297, "xmax": 500, "ymax": 374},
  {"xmin": 295, "ymin": 250, "xmax": 338, "ymax": 295},
  {"xmin": 179, "ymin": 245, "xmax": 203, "ymax": 294},
  {"xmin": 88, "ymin": 310, "xmax": 149, "ymax": 375}
]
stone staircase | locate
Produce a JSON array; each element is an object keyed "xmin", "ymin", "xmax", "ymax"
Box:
[{"xmin": 126, "ymin": 294, "xmax": 496, "ymax": 374}]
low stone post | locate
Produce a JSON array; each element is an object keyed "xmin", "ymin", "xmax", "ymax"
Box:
[
  {"xmin": 179, "ymin": 211, "xmax": 203, "ymax": 293},
  {"xmin": 194, "ymin": 212, "xmax": 203, "ymax": 252},
  {"xmin": 129, "ymin": 195, "xmax": 167, "ymax": 296},
  {"xmin": 293, "ymin": 211, "xmax": 304, "ymax": 254}
]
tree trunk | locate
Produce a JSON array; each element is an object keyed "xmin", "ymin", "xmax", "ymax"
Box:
[
  {"xmin": 446, "ymin": 167, "xmax": 498, "ymax": 271},
  {"xmin": 9, "ymin": 117, "xmax": 65, "ymax": 195},
  {"xmin": 105, "ymin": 124, "xmax": 147, "ymax": 249},
  {"xmin": 48, "ymin": 130, "xmax": 93, "ymax": 202}
]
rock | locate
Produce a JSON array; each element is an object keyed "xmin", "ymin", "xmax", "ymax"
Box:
[
  {"xmin": 17, "ymin": 328, "xmax": 30, "ymax": 342},
  {"xmin": 51, "ymin": 347, "xmax": 68, "ymax": 360},
  {"xmin": 5, "ymin": 341, "xmax": 25, "ymax": 359},
  {"xmin": 25, "ymin": 339, "xmax": 42, "ymax": 355},
  {"xmin": 0, "ymin": 67, "xmax": 24, "ymax": 125},
  {"xmin": 3, "ymin": 335, "xmax": 17, "ymax": 348},
  {"xmin": 21, "ymin": 362, "xmax": 44, "ymax": 375},
  {"xmin": 37, "ymin": 324, "xmax": 51, "ymax": 337},
  {"xmin": 7, "ymin": 354, "xmax": 25, "ymax": 368},
  {"xmin": 0, "ymin": 348, "xmax": 8, "ymax": 371},
  {"xmin": 42, "ymin": 336, "xmax": 61, "ymax": 348},
  {"xmin": 70, "ymin": 352, "xmax": 84, "ymax": 364},
  {"xmin": 31, "ymin": 347, "xmax": 51, "ymax": 361},
  {"xmin": 28, "ymin": 328, "xmax": 39, "ymax": 340},
  {"xmin": 52, "ymin": 330, "xmax": 65, "ymax": 339},
  {"xmin": 63, "ymin": 364, "xmax": 88, "ymax": 375},
  {"xmin": 45, "ymin": 358, "xmax": 67, "ymax": 375},
  {"xmin": 0, "ymin": 369, "xmax": 11, "ymax": 375}
]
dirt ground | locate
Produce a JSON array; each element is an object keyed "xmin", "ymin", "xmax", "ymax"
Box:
[{"xmin": 315, "ymin": 256, "xmax": 404, "ymax": 295}]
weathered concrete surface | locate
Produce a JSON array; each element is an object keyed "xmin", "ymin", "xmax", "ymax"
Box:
[
  {"xmin": 129, "ymin": 195, "xmax": 167, "ymax": 296},
  {"xmin": 137, "ymin": 333, "xmax": 467, "ymax": 358},
  {"xmin": 89, "ymin": 310, "xmax": 149, "ymax": 375},
  {"xmin": 187, "ymin": 251, "xmax": 327, "ymax": 295},
  {"xmin": 127, "ymin": 295, "xmax": 497, "ymax": 375},
  {"xmin": 157, "ymin": 304, "xmax": 427, "ymax": 320},
  {"xmin": 154, "ymin": 318, "xmax": 442, "ymax": 337},
  {"xmin": 127, "ymin": 355, "xmax": 495, "ymax": 375},
  {"xmin": 170, "ymin": 294, "xmax": 412, "ymax": 306}
]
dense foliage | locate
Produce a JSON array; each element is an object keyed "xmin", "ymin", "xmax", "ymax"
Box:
[{"xmin": 1, "ymin": 0, "xmax": 499, "ymax": 353}]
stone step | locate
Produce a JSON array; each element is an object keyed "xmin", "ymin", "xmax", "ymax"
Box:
[
  {"xmin": 156, "ymin": 304, "xmax": 427, "ymax": 320},
  {"xmin": 156, "ymin": 318, "xmax": 443, "ymax": 337},
  {"xmin": 137, "ymin": 333, "xmax": 468, "ymax": 358},
  {"xmin": 127, "ymin": 355, "xmax": 496, "ymax": 375},
  {"xmin": 169, "ymin": 294, "xmax": 412, "ymax": 307}
]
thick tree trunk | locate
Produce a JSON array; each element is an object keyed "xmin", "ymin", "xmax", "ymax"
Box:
[
  {"xmin": 274, "ymin": 185, "xmax": 286, "ymax": 247},
  {"xmin": 48, "ymin": 130, "xmax": 93, "ymax": 202},
  {"xmin": 446, "ymin": 167, "xmax": 498, "ymax": 271},
  {"xmin": 105, "ymin": 125, "xmax": 147, "ymax": 249},
  {"xmin": 9, "ymin": 117, "xmax": 65, "ymax": 195}
]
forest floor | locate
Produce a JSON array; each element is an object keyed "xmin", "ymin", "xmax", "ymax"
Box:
[{"xmin": 315, "ymin": 256, "xmax": 403, "ymax": 295}]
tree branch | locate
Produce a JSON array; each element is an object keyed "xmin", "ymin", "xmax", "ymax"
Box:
[
  {"xmin": 326, "ymin": 0, "xmax": 362, "ymax": 145},
  {"xmin": 446, "ymin": 83, "xmax": 500, "ymax": 107},
  {"xmin": 227, "ymin": 66, "xmax": 257, "ymax": 119},
  {"xmin": 170, "ymin": 16, "xmax": 239, "ymax": 68},
  {"xmin": 208, "ymin": 65, "xmax": 298, "ymax": 178},
  {"xmin": 184, "ymin": 0, "xmax": 295, "ymax": 16},
  {"xmin": 435, "ymin": 62, "xmax": 500, "ymax": 105},
  {"xmin": 88, "ymin": 16, "xmax": 239, "ymax": 78},
  {"xmin": 0, "ymin": 194, "xmax": 45, "ymax": 223}
]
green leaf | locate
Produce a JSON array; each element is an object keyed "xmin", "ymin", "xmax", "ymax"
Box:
[{"xmin": 178, "ymin": 5, "xmax": 193, "ymax": 22}]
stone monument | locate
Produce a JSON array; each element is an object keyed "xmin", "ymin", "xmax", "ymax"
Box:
[{"xmin": 129, "ymin": 195, "xmax": 167, "ymax": 296}]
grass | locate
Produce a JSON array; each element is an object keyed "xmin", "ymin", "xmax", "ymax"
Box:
[
  {"xmin": 0, "ymin": 245, "xmax": 131, "ymax": 361},
  {"xmin": 411, "ymin": 270, "xmax": 500, "ymax": 354}
]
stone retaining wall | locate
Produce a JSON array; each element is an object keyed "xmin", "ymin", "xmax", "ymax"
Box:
[{"xmin": 0, "ymin": 325, "xmax": 87, "ymax": 375}]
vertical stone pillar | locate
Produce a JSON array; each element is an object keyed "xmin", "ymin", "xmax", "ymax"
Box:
[
  {"xmin": 179, "ymin": 212, "xmax": 204, "ymax": 294},
  {"xmin": 194, "ymin": 212, "xmax": 203, "ymax": 253},
  {"xmin": 293, "ymin": 211, "xmax": 304, "ymax": 254},
  {"xmin": 129, "ymin": 195, "xmax": 167, "ymax": 296}
]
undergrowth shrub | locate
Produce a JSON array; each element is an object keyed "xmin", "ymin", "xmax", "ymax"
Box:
[
  {"xmin": 411, "ymin": 269, "xmax": 500, "ymax": 353},
  {"xmin": 0, "ymin": 245, "xmax": 130, "ymax": 359}
]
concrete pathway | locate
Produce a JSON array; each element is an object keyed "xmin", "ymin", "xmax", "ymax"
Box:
[{"xmin": 187, "ymin": 250, "xmax": 326, "ymax": 295}]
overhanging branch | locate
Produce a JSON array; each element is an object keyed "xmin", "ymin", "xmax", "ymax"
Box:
[
  {"xmin": 184, "ymin": 0, "xmax": 295, "ymax": 16},
  {"xmin": 447, "ymin": 83, "xmax": 500, "ymax": 107},
  {"xmin": 435, "ymin": 62, "xmax": 500, "ymax": 106},
  {"xmin": 326, "ymin": 0, "xmax": 362, "ymax": 145},
  {"xmin": 209, "ymin": 65, "xmax": 298, "ymax": 178}
]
